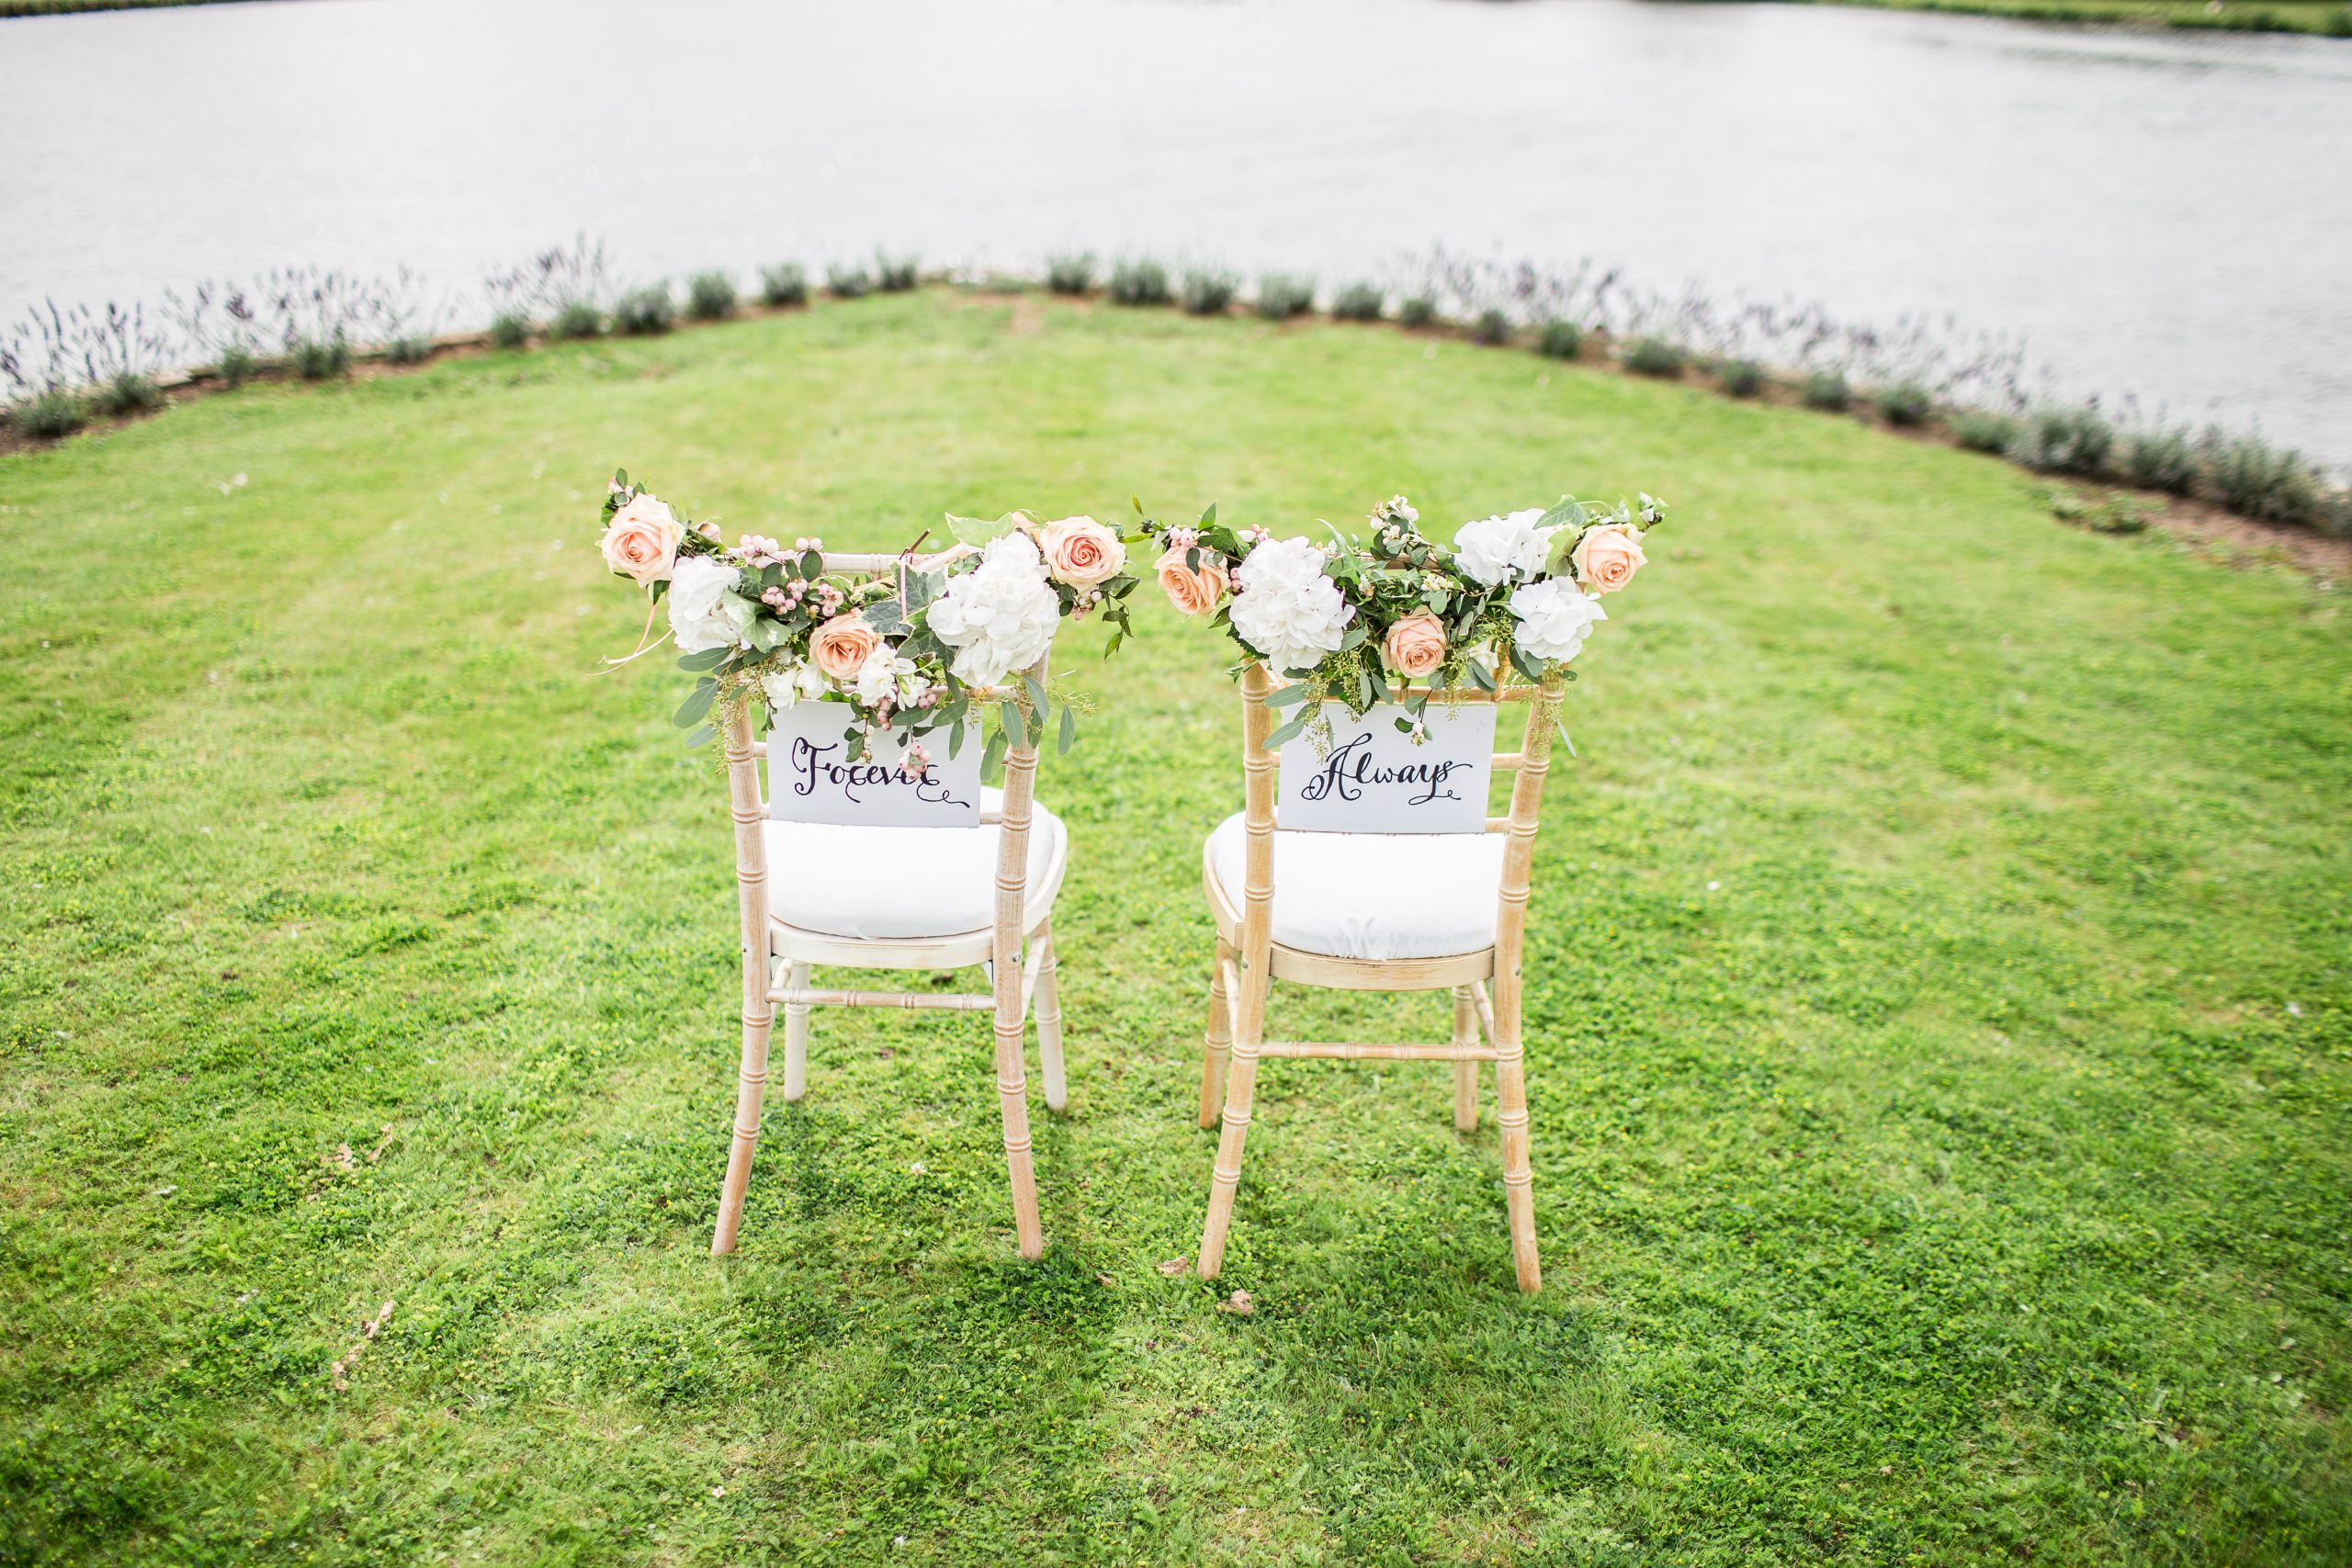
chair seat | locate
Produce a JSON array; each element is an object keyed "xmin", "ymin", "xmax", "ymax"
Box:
[
  {"xmin": 1204, "ymin": 812, "xmax": 1506, "ymax": 962},
  {"xmin": 765, "ymin": 789, "xmax": 1066, "ymax": 942}
]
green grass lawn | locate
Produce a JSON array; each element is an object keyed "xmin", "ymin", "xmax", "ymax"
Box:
[{"xmin": 2, "ymin": 291, "xmax": 2346, "ymax": 1565}]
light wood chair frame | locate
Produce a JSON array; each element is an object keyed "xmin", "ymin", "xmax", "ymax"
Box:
[
  {"xmin": 709, "ymin": 552, "xmax": 1064, "ymax": 1261},
  {"xmin": 1195, "ymin": 661, "xmax": 1567, "ymax": 1292}
]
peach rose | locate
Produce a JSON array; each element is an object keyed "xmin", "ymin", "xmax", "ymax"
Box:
[
  {"xmin": 1382, "ymin": 613, "xmax": 1447, "ymax": 681},
  {"xmin": 1039, "ymin": 515, "xmax": 1125, "ymax": 589},
  {"xmin": 1155, "ymin": 545, "xmax": 1229, "ymax": 616},
  {"xmin": 599, "ymin": 493, "xmax": 684, "ymax": 585},
  {"xmin": 808, "ymin": 614, "xmax": 878, "ymax": 681},
  {"xmin": 1570, "ymin": 523, "xmax": 1646, "ymax": 594}
]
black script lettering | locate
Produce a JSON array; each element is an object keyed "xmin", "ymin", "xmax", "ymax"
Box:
[
  {"xmin": 1296, "ymin": 730, "xmax": 1472, "ymax": 809},
  {"xmin": 789, "ymin": 737, "xmax": 970, "ymax": 810}
]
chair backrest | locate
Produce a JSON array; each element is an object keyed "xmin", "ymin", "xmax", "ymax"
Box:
[
  {"xmin": 1235, "ymin": 661, "xmax": 1567, "ymax": 960},
  {"xmin": 720, "ymin": 547, "xmax": 1048, "ymax": 956}
]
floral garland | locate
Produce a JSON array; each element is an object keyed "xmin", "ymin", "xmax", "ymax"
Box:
[
  {"xmin": 595, "ymin": 469, "xmax": 1143, "ymax": 773},
  {"xmin": 1142, "ymin": 490, "xmax": 1665, "ymax": 749}
]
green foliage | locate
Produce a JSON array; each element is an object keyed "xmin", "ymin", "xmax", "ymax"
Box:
[
  {"xmin": 551, "ymin": 300, "xmax": 603, "ymax": 340},
  {"xmin": 215, "ymin": 344, "xmax": 259, "ymax": 385},
  {"xmin": 1330, "ymin": 282, "xmax": 1384, "ymax": 321},
  {"xmin": 2048, "ymin": 485, "xmax": 2153, "ymax": 535},
  {"xmin": 1044, "ymin": 254, "xmax": 1094, "ymax": 295},
  {"xmin": 288, "ymin": 334, "xmax": 349, "ymax": 380},
  {"xmin": 875, "ymin": 254, "xmax": 920, "ymax": 292},
  {"xmin": 2120, "ymin": 425, "xmax": 2198, "ymax": 494},
  {"xmin": 1536, "ymin": 319, "xmax": 1583, "ymax": 359},
  {"xmin": 1801, "ymin": 370, "xmax": 1852, "ymax": 412},
  {"xmin": 1255, "ymin": 274, "xmax": 1315, "ymax": 321},
  {"xmin": 2007, "ymin": 404, "xmax": 2115, "ymax": 477},
  {"xmin": 4, "ymin": 294, "xmax": 2349, "ymax": 1563},
  {"xmin": 94, "ymin": 372, "xmax": 164, "ymax": 415},
  {"xmin": 759, "ymin": 263, "xmax": 808, "ymax": 308},
  {"xmin": 1719, "ymin": 357, "xmax": 1766, "ymax": 398},
  {"xmin": 1398, "ymin": 295, "xmax": 1437, "ymax": 328},
  {"xmin": 1180, "ymin": 269, "xmax": 1237, "ymax": 316},
  {"xmin": 12, "ymin": 388, "xmax": 85, "ymax": 438},
  {"xmin": 1623, "ymin": 335, "xmax": 1685, "ymax": 377},
  {"xmin": 1107, "ymin": 258, "xmax": 1170, "ymax": 306},
  {"xmin": 1952, "ymin": 407, "xmax": 2018, "ymax": 453},
  {"xmin": 614, "ymin": 286, "xmax": 675, "ymax": 336},
  {"xmin": 685, "ymin": 270, "xmax": 738, "ymax": 321},
  {"xmin": 383, "ymin": 335, "xmax": 432, "ymax": 367},
  {"xmin": 487, "ymin": 311, "xmax": 531, "ymax": 350},
  {"xmin": 1470, "ymin": 309, "xmax": 1510, "ymax": 346},
  {"xmin": 2198, "ymin": 431, "xmax": 2333, "ymax": 528},
  {"xmin": 826, "ymin": 264, "xmax": 873, "ymax": 299},
  {"xmin": 1871, "ymin": 379, "xmax": 1933, "ymax": 426}
]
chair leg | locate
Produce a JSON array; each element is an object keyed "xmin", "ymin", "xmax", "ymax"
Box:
[
  {"xmin": 781, "ymin": 961, "xmax": 812, "ymax": 1102},
  {"xmin": 1033, "ymin": 922, "xmax": 1067, "ymax": 1113},
  {"xmin": 1197, "ymin": 939, "xmax": 1234, "ymax": 1129},
  {"xmin": 993, "ymin": 963, "xmax": 1045, "ymax": 1261},
  {"xmin": 1197, "ymin": 967, "xmax": 1263, "ymax": 1280},
  {"xmin": 1491, "ymin": 1023, "xmax": 1541, "ymax": 1295},
  {"xmin": 1452, "ymin": 986, "xmax": 1479, "ymax": 1133},
  {"xmin": 711, "ymin": 999, "xmax": 775, "ymax": 1256}
]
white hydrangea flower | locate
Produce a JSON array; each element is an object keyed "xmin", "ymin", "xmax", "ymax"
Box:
[
  {"xmin": 925, "ymin": 530, "xmax": 1061, "ymax": 687},
  {"xmin": 668, "ymin": 555, "xmax": 747, "ymax": 654},
  {"xmin": 1508, "ymin": 579, "xmax": 1607, "ymax": 664},
  {"xmin": 1452, "ymin": 508, "xmax": 1556, "ymax": 589},
  {"xmin": 1227, "ymin": 535, "xmax": 1354, "ymax": 672}
]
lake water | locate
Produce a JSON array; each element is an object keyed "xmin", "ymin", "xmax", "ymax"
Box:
[{"xmin": 4, "ymin": 0, "xmax": 2348, "ymax": 461}]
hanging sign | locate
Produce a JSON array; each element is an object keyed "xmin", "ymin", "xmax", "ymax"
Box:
[
  {"xmin": 1277, "ymin": 702, "xmax": 1496, "ymax": 834},
  {"xmin": 765, "ymin": 705, "xmax": 981, "ymax": 829}
]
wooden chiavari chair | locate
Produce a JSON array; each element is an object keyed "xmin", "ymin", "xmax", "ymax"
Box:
[
  {"xmin": 1194, "ymin": 664, "xmax": 1567, "ymax": 1292},
  {"xmin": 710, "ymin": 551, "xmax": 1066, "ymax": 1260}
]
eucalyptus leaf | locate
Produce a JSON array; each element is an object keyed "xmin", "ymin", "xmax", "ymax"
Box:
[
  {"xmin": 981, "ymin": 726, "xmax": 1008, "ymax": 784},
  {"xmin": 1021, "ymin": 673, "xmax": 1049, "ymax": 716},
  {"xmin": 672, "ymin": 680, "xmax": 717, "ymax": 728},
  {"xmin": 1263, "ymin": 713, "xmax": 1310, "ymax": 750},
  {"xmin": 1057, "ymin": 704, "xmax": 1076, "ymax": 756},
  {"xmin": 1000, "ymin": 699, "xmax": 1028, "ymax": 750},
  {"xmin": 1263, "ymin": 683, "xmax": 1309, "ymax": 708},
  {"xmin": 684, "ymin": 724, "xmax": 715, "ymax": 748},
  {"xmin": 677, "ymin": 647, "xmax": 729, "ymax": 672}
]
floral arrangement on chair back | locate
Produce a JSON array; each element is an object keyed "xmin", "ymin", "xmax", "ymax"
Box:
[
  {"xmin": 1145, "ymin": 490, "xmax": 1668, "ymax": 747},
  {"xmin": 596, "ymin": 470, "xmax": 1145, "ymax": 773}
]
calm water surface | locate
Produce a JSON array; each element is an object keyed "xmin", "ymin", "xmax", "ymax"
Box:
[{"xmin": 4, "ymin": 0, "xmax": 2348, "ymax": 459}]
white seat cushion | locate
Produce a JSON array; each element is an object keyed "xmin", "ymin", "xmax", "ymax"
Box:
[
  {"xmin": 765, "ymin": 789, "xmax": 1066, "ymax": 941},
  {"xmin": 1204, "ymin": 812, "xmax": 1506, "ymax": 962}
]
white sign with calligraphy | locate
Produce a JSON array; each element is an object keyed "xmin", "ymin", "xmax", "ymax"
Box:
[
  {"xmin": 1277, "ymin": 702, "xmax": 1496, "ymax": 835},
  {"xmin": 765, "ymin": 705, "xmax": 982, "ymax": 829}
]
